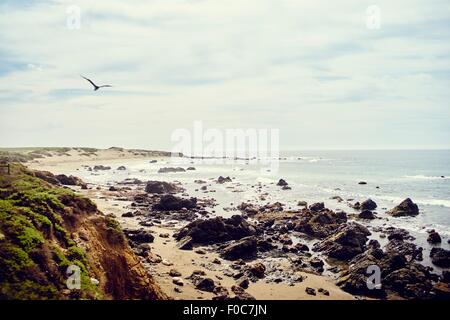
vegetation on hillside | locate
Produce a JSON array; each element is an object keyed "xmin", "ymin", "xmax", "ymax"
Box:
[{"xmin": 0, "ymin": 164, "xmax": 165, "ymax": 300}]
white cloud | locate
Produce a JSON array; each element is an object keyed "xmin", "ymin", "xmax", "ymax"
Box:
[{"xmin": 0, "ymin": 0, "xmax": 449, "ymax": 149}]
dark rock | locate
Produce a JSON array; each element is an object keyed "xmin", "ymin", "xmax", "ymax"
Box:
[
  {"xmin": 217, "ymin": 176, "xmax": 232, "ymax": 184},
  {"xmin": 427, "ymin": 230, "xmax": 442, "ymax": 244},
  {"xmin": 359, "ymin": 210, "xmax": 375, "ymax": 219},
  {"xmin": 221, "ymin": 237, "xmax": 257, "ymax": 261},
  {"xmin": 358, "ymin": 181, "xmax": 367, "ymax": 185},
  {"xmin": 337, "ymin": 246, "xmax": 435, "ymax": 299},
  {"xmin": 230, "ymin": 286, "xmax": 256, "ymax": 300},
  {"xmin": 430, "ymin": 248, "xmax": 450, "ymax": 267},
  {"xmin": 385, "ymin": 228, "xmax": 414, "ymax": 241},
  {"xmin": 34, "ymin": 171, "xmax": 61, "ymax": 185},
  {"xmin": 318, "ymin": 288, "xmax": 330, "ymax": 296},
  {"xmin": 93, "ymin": 165, "xmax": 111, "ymax": 171},
  {"xmin": 330, "ymin": 196, "xmax": 344, "ymax": 202},
  {"xmin": 177, "ymin": 236, "xmax": 194, "ymax": 250},
  {"xmin": 387, "ymin": 198, "xmax": 419, "ymax": 217},
  {"xmin": 305, "ymin": 287, "xmax": 316, "ymax": 295},
  {"xmin": 175, "ymin": 215, "xmax": 256, "ymax": 245},
  {"xmin": 388, "ymin": 232, "xmax": 405, "ymax": 241},
  {"xmin": 212, "ymin": 286, "xmax": 230, "ymax": 299},
  {"xmin": 352, "ymin": 202, "xmax": 361, "ymax": 210},
  {"xmin": 295, "ymin": 243, "xmax": 310, "ymax": 252},
  {"xmin": 297, "ymin": 201, "xmax": 308, "ymax": 207},
  {"xmin": 117, "ymin": 166, "xmax": 126, "ymax": 170},
  {"xmin": 121, "ymin": 211, "xmax": 134, "ymax": 218},
  {"xmin": 108, "ymin": 186, "xmax": 119, "ymax": 191},
  {"xmin": 313, "ymin": 223, "xmax": 371, "ymax": 261},
  {"xmin": 360, "ymin": 199, "xmax": 377, "ymax": 211},
  {"xmin": 237, "ymin": 202, "xmax": 259, "ymax": 216},
  {"xmin": 124, "ymin": 229, "xmax": 154, "ymax": 244},
  {"xmin": 368, "ymin": 239, "xmax": 381, "ymax": 249},
  {"xmin": 145, "ymin": 181, "xmax": 179, "ymax": 194},
  {"xmin": 169, "ymin": 269, "xmax": 182, "ymax": 277},
  {"xmin": 246, "ymin": 262, "xmax": 266, "ymax": 278},
  {"xmin": 309, "ymin": 202, "xmax": 325, "ymax": 212},
  {"xmin": 158, "ymin": 167, "xmax": 186, "ymax": 173},
  {"xmin": 153, "ymin": 195, "xmax": 197, "ymax": 211},
  {"xmin": 256, "ymin": 239, "xmax": 275, "ymax": 252},
  {"xmin": 238, "ymin": 277, "xmax": 250, "ymax": 289},
  {"xmin": 442, "ymin": 270, "xmax": 450, "ymax": 283},
  {"xmin": 55, "ymin": 174, "xmax": 83, "ymax": 186},
  {"xmin": 118, "ymin": 178, "xmax": 144, "ymax": 185},
  {"xmin": 294, "ymin": 209, "xmax": 347, "ymax": 239},
  {"xmin": 276, "ymin": 179, "xmax": 288, "ymax": 187},
  {"xmin": 385, "ymin": 239, "xmax": 423, "ymax": 262},
  {"xmin": 309, "ymin": 257, "xmax": 324, "ymax": 271},
  {"xmin": 194, "ymin": 277, "xmax": 216, "ymax": 292}
]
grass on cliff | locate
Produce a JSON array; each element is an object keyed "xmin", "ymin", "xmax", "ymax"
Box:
[{"xmin": 0, "ymin": 163, "xmax": 102, "ymax": 299}]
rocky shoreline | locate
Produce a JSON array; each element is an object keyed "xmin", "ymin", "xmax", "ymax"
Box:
[{"xmin": 70, "ymin": 172, "xmax": 450, "ymax": 300}]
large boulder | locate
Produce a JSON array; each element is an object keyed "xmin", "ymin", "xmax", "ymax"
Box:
[
  {"xmin": 221, "ymin": 237, "xmax": 257, "ymax": 261},
  {"xmin": 174, "ymin": 215, "xmax": 256, "ymax": 245},
  {"xmin": 152, "ymin": 195, "xmax": 197, "ymax": 211},
  {"xmin": 430, "ymin": 248, "xmax": 450, "ymax": 268},
  {"xmin": 387, "ymin": 198, "xmax": 419, "ymax": 217},
  {"xmin": 313, "ymin": 223, "xmax": 371, "ymax": 261},
  {"xmin": 360, "ymin": 199, "xmax": 377, "ymax": 211},
  {"xmin": 276, "ymin": 179, "xmax": 288, "ymax": 187},
  {"xmin": 145, "ymin": 181, "xmax": 178, "ymax": 194},
  {"xmin": 427, "ymin": 230, "xmax": 442, "ymax": 244}
]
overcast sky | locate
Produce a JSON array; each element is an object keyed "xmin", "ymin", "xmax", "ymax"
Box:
[{"xmin": 0, "ymin": 0, "xmax": 449, "ymax": 150}]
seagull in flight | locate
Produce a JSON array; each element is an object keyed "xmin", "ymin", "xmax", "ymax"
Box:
[{"xmin": 81, "ymin": 75, "xmax": 113, "ymax": 91}]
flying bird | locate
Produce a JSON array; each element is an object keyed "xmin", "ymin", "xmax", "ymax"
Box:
[{"xmin": 81, "ymin": 75, "xmax": 113, "ymax": 91}]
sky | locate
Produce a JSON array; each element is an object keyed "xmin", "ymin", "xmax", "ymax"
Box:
[{"xmin": 0, "ymin": 0, "xmax": 449, "ymax": 151}]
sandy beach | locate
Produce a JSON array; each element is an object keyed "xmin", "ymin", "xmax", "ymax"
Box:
[{"xmin": 26, "ymin": 148, "xmax": 355, "ymax": 300}]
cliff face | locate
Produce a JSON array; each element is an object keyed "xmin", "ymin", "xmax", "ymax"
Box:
[{"xmin": 0, "ymin": 164, "xmax": 166, "ymax": 300}]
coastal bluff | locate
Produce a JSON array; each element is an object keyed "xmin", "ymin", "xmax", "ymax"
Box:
[{"xmin": 0, "ymin": 163, "xmax": 166, "ymax": 300}]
